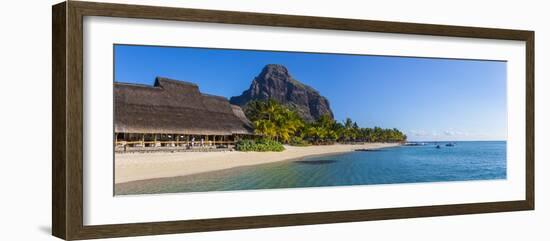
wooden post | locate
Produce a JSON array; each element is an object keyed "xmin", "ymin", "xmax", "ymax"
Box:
[
  {"xmin": 176, "ymin": 134, "xmax": 180, "ymax": 146},
  {"xmin": 141, "ymin": 134, "xmax": 145, "ymax": 147}
]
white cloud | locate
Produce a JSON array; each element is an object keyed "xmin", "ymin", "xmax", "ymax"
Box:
[
  {"xmin": 405, "ymin": 129, "xmax": 493, "ymax": 141},
  {"xmin": 443, "ymin": 130, "xmax": 468, "ymax": 136}
]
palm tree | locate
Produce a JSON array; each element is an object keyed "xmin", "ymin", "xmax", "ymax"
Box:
[
  {"xmin": 253, "ymin": 119, "xmax": 277, "ymax": 139},
  {"xmin": 246, "ymin": 99, "xmax": 304, "ymax": 143},
  {"xmin": 275, "ymin": 107, "xmax": 304, "ymax": 143},
  {"xmin": 341, "ymin": 118, "xmax": 357, "ymax": 142},
  {"xmin": 352, "ymin": 122, "xmax": 360, "ymax": 141}
]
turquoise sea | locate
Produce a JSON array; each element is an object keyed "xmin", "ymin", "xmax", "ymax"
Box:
[{"xmin": 115, "ymin": 141, "xmax": 506, "ymax": 195}]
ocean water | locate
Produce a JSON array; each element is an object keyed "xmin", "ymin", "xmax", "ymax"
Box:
[{"xmin": 115, "ymin": 141, "xmax": 506, "ymax": 195}]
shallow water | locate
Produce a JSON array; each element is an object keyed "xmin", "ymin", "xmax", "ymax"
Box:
[{"xmin": 115, "ymin": 141, "xmax": 506, "ymax": 195}]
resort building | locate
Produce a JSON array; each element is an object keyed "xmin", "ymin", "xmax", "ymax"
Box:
[{"xmin": 114, "ymin": 77, "xmax": 255, "ymax": 151}]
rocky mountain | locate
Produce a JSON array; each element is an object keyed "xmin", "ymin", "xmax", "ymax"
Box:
[{"xmin": 230, "ymin": 64, "xmax": 333, "ymax": 122}]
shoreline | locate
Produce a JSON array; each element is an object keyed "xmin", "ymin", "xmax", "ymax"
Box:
[{"xmin": 115, "ymin": 142, "xmax": 401, "ymax": 184}]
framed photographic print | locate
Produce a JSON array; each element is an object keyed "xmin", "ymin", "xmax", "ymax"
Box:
[{"xmin": 52, "ymin": 1, "xmax": 534, "ymax": 240}]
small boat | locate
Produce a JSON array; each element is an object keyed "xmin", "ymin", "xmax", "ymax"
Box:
[
  {"xmin": 436, "ymin": 145, "xmax": 441, "ymax": 149},
  {"xmin": 445, "ymin": 143, "xmax": 455, "ymax": 147}
]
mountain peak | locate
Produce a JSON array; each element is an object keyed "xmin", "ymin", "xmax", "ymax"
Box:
[
  {"xmin": 256, "ymin": 64, "xmax": 291, "ymax": 84},
  {"xmin": 230, "ymin": 64, "xmax": 333, "ymax": 122},
  {"xmin": 260, "ymin": 64, "xmax": 289, "ymax": 74}
]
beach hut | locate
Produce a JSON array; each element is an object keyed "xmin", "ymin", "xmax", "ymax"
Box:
[{"xmin": 114, "ymin": 77, "xmax": 255, "ymax": 151}]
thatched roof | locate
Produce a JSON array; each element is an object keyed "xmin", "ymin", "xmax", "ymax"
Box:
[{"xmin": 114, "ymin": 77, "xmax": 254, "ymax": 135}]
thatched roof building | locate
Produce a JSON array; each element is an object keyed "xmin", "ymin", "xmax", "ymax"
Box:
[{"xmin": 114, "ymin": 77, "xmax": 254, "ymax": 136}]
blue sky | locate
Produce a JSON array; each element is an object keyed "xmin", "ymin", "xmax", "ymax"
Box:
[{"xmin": 114, "ymin": 44, "xmax": 507, "ymax": 141}]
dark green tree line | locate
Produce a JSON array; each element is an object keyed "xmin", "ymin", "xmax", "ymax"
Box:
[{"xmin": 245, "ymin": 99, "xmax": 406, "ymax": 145}]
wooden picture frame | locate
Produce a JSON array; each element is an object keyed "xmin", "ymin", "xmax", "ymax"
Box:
[{"xmin": 52, "ymin": 1, "xmax": 534, "ymax": 240}]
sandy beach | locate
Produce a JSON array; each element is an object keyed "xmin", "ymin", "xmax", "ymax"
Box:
[{"xmin": 115, "ymin": 143, "xmax": 400, "ymax": 184}]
